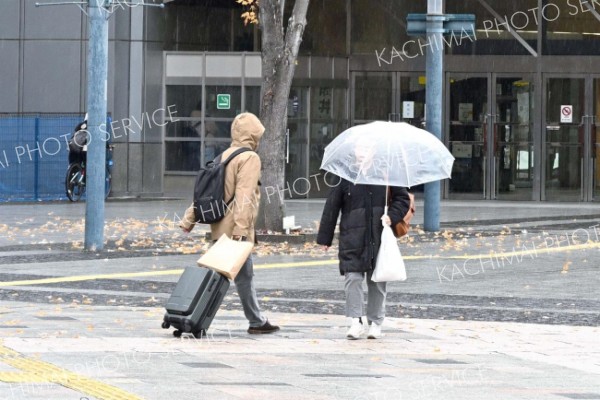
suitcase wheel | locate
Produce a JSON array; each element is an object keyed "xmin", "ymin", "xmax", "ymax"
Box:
[
  {"xmin": 161, "ymin": 321, "xmax": 170, "ymax": 329},
  {"xmin": 173, "ymin": 330, "xmax": 182, "ymax": 338},
  {"xmin": 193, "ymin": 330, "xmax": 206, "ymax": 339}
]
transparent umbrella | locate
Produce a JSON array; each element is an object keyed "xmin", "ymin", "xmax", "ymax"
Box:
[{"xmin": 320, "ymin": 121, "xmax": 454, "ymax": 188}]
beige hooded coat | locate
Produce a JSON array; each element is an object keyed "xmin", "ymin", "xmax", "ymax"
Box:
[{"xmin": 180, "ymin": 113, "xmax": 265, "ymax": 243}]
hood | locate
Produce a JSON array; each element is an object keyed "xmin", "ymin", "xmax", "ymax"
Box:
[{"xmin": 230, "ymin": 113, "xmax": 265, "ymax": 150}]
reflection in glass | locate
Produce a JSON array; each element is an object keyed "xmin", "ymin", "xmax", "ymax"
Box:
[
  {"xmin": 288, "ymin": 87, "xmax": 309, "ymax": 118},
  {"xmin": 204, "ymin": 140, "xmax": 230, "ymax": 164},
  {"xmin": 166, "ymin": 121, "xmax": 201, "ymax": 138},
  {"xmin": 448, "ymin": 77, "xmax": 487, "ymax": 199},
  {"xmin": 165, "ymin": 141, "xmax": 200, "ymax": 172},
  {"xmin": 495, "ymin": 78, "xmax": 534, "ymax": 200},
  {"xmin": 166, "ymin": 86, "xmax": 202, "ymax": 117},
  {"xmin": 205, "ymin": 120, "xmax": 231, "ymax": 139}
]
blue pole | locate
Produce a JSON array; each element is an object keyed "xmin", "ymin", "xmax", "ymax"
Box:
[
  {"xmin": 424, "ymin": 0, "xmax": 444, "ymax": 232},
  {"xmin": 84, "ymin": 0, "xmax": 108, "ymax": 250}
]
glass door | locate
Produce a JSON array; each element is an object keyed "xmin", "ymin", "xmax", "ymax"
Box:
[
  {"xmin": 285, "ymin": 87, "xmax": 309, "ymax": 198},
  {"xmin": 447, "ymin": 75, "xmax": 488, "ymax": 199},
  {"xmin": 399, "ymin": 75, "xmax": 426, "ymax": 128},
  {"xmin": 493, "ymin": 76, "xmax": 535, "ymax": 200},
  {"xmin": 592, "ymin": 78, "xmax": 600, "ymax": 201},
  {"xmin": 543, "ymin": 77, "xmax": 585, "ymax": 201}
]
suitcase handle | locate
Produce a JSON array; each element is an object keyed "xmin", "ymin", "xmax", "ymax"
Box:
[
  {"xmin": 206, "ymin": 291, "xmax": 220, "ymax": 318},
  {"xmin": 207, "ymin": 278, "xmax": 216, "ymax": 293}
]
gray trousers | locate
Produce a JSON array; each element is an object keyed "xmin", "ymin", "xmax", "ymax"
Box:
[
  {"xmin": 234, "ymin": 256, "xmax": 267, "ymax": 328},
  {"xmin": 344, "ymin": 271, "xmax": 387, "ymax": 325}
]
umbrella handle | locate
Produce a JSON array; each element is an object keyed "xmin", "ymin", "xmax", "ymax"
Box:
[{"xmin": 384, "ymin": 185, "xmax": 389, "ymax": 215}]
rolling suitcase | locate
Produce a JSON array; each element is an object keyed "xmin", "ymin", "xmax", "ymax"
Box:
[{"xmin": 162, "ymin": 266, "xmax": 229, "ymax": 338}]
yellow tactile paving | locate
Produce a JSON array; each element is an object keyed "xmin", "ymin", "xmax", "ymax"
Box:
[
  {"xmin": 0, "ymin": 372, "xmax": 48, "ymax": 383},
  {"xmin": 0, "ymin": 343, "xmax": 143, "ymax": 400},
  {"xmin": 0, "ymin": 342, "xmax": 19, "ymax": 357}
]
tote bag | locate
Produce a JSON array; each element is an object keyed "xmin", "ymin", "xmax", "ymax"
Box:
[
  {"xmin": 197, "ymin": 234, "xmax": 254, "ymax": 280},
  {"xmin": 372, "ymin": 225, "xmax": 407, "ymax": 282}
]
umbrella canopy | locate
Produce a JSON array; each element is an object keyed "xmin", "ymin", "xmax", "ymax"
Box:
[{"xmin": 320, "ymin": 121, "xmax": 454, "ymax": 187}]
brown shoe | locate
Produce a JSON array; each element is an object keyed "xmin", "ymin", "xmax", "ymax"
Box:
[{"xmin": 247, "ymin": 320, "xmax": 280, "ymax": 334}]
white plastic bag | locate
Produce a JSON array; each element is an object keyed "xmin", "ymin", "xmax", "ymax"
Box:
[{"xmin": 372, "ymin": 224, "xmax": 407, "ymax": 282}]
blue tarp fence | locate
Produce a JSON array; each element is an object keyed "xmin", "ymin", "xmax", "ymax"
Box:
[{"xmin": 0, "ymin": 114, "xmax": 110, "ymax": 202}]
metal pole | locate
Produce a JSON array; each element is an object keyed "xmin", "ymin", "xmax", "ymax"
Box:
[
  {"xmin": 424, "ymin": 0, "xmax": 444, "ymax": 231},
  {"xmin": 84, "ymin": 0, "xmax": 108, "ymax": 250}
]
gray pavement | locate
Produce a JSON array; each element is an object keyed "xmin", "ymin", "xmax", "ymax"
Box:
[{"xmin": 0, "ymin": 198, "xmax": 599, "ymax": 399}]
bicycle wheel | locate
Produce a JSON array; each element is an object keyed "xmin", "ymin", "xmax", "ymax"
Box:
[{"xmin": 65, "ymin": 163, "xmax": 85, "ymax": 202}]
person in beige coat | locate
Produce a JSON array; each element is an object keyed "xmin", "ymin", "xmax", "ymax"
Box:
[{"xmin": 180, "ymin": 112, "xmax": 279, "ymax": 334}]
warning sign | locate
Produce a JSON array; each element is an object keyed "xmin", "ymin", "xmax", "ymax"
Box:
[{"xmin": 560, "ymin": 105, "xmax": 573, "ymax": 123}]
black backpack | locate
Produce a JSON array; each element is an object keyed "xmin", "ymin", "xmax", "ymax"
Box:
[
  {"xmin": 67, "ymin": 129, "xmax": 89, "ymax": 165},
  {"xmin": 193, "ymin": 148, "xmax": 252, "ymax": 224}
]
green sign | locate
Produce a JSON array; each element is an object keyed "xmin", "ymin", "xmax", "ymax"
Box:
[{"xmin": 216, "ymin": 94, "xmax": 230, "ymax": 110}]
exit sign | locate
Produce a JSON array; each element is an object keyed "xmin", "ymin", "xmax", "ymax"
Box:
[{"xmin": 217, "ymin": 94, "xmax": 230, "ymax": 110}]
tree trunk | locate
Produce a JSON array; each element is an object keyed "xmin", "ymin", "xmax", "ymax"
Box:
[{"xmin": 256, "ymin": 0, "xmax": 309, "ymax": 232}]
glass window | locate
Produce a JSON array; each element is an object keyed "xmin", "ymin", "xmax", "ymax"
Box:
[
  {"xmin": 164, "ymin": 4, "xmax": 230, "ymax": 51},
  {"xmin": 166, "ymin": 86, "xmax": 203, "ymax": 118},
  {"xmin": 310, "ymin": 122, "xmax": 334, "ymax": 164},
  {"xmin": 332, "ymin": 88, "xmax": 347, "ymax": 122},
  {"xmin": 205, "ymin": 86, "xmax": 242, "ymax": 118},
  {"xmin": 301, "ymin": 0, "xmax": 347, "ymax": 55},
  {"xmin": 446, "ymin": 0, "xmax": 537, "ymax": 56},
  {"xmin": 205, "ymin": 120, "xmax": 232, "ymax": 139},
  {"xmin": 166, "ymin": 121, "xmax": 201, "ymax": 138},
  {"xmin": 311, "ymin": 87, "xmax": 334, "ymax": 119},
  {"xmin": 288, "ymin": 87, "xmax": 309, "ymax": 118},
  {"xmin": 232, "ymin": 13, "xmax": 257, "ymax": 51},
  {"xmin": 543, "ymin": 0, "xmax": 600, "ymax": 55},
  {"xmin": 400, "ymin": 76, "xmax": 426, "ymax": 123},
  {"xmin": 245, "ymin": 86, "xmax": 261, "ymax": 115},
  {"xmin": 285, "ymin": 121, "xmax": 309, "ymax": 197},
  {"xmin": 351, "ymin": 0, "xmax": 425, "ymax": 54},
  {"xmin": 353, "ymin": 73, "xmax": 393, "ymax": 121},
  {"xmin": 205, "ymin": 140, "xmax": 231, "ymax": 163},
  {"xmin": 165, "ymin": 141, "xmax": 200, "ymax": 172}
]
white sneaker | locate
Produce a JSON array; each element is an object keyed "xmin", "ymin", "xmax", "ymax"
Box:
[
  {"xmin": 367, "ymin": 323, "xmax": 384, "ymax": 339},
  {"xmin": 346, "ymin": 318, "xmax": 364, "ymax": 340}
]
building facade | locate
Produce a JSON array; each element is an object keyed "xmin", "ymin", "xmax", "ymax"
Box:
[{"xmin": 2, "ymin": 0, "xmax": 600, "ymax": 201}]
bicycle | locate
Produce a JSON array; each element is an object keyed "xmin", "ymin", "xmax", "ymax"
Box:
[{"xmin": 65, "ymin": 144, "xmax": 114, "ymax": 202}]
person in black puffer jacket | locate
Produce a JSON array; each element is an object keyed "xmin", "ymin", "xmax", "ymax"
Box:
[{"xmin": 317, "ymin": 179, "xmax": 410, "ymax": 339}]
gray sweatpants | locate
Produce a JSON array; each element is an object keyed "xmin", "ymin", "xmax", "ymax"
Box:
[
  {"xmin": 234, "ymin": 255, "xmax": 267, "ymax": 328},
  {"xmin": 344, "ymin": 271, "xmax": 387, "ymax": 325}
]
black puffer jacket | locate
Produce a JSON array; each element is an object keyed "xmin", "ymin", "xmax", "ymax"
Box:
[{"xmin": 317, "ymin": 179, "xmax": 411, "ymax": 275}]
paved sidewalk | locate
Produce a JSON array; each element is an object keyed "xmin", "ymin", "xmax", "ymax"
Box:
[
  {"xmin": 1, "ymin": 199, "xmax": 600, "ymax": 399},
  {"xmin": 0, "ymin": 302, "xmax": 599, "ymax": 400}
]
